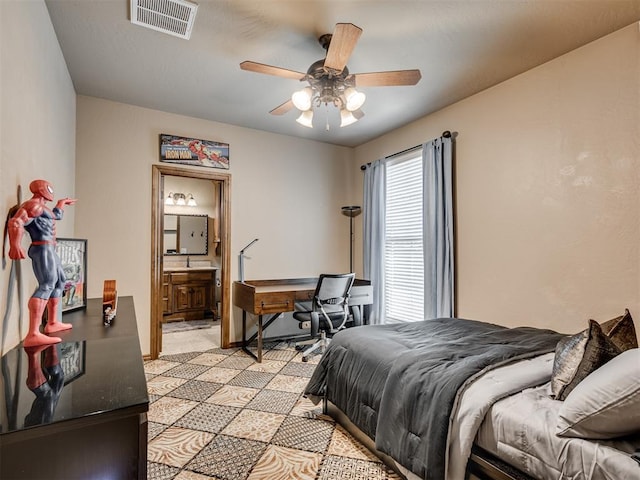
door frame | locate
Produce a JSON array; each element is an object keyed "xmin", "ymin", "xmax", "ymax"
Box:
[{"xmin": 150, "ymin": 164, "xmax": 231, "ymax": 359}]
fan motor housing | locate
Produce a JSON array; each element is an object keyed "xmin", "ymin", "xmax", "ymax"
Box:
[{"xmin": 305, "ymin": 60, "xmax": 353, "ymax": 107}]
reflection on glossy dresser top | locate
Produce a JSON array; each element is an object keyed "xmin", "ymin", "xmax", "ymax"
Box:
[{"xmin": 0, "ymin": 297, "xmax": 148, "ymax": 436}]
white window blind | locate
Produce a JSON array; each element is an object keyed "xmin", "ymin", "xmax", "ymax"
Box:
[{"xmin": 384, "ymin": 153, "xmax": 424, "ymax": 322}]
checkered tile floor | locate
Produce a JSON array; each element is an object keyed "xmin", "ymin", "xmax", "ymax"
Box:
[{"xmin": 145, "ymin": 342, "xmax": 401, "ymax": 480}]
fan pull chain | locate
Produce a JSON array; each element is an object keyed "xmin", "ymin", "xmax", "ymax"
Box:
[{"xmin": 325, "ymin": 104, "xmax": 330, "ymax": 131}]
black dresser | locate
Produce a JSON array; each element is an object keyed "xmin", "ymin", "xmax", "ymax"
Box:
[{"xmin": 0, "ymin": 296, "xmax": 149, "ymax": 479}]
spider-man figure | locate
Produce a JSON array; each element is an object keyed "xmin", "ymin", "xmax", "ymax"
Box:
[{"xmin": 8, "ymin": 180, "xmax": 76, "ymax": 347}]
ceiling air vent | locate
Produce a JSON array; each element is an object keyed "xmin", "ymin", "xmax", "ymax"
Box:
[{"xmin": 130, "ymin": 0, "xmax": 198, "ymax": 40}]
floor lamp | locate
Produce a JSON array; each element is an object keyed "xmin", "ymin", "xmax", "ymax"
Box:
[{"xmin": 341, "ymin": 206, "xmax": 362, "ymax": 273}]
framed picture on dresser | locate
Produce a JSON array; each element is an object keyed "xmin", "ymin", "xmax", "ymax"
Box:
[{"xmin": 55, "ymin": 238, "xmax": 87, "ymax": 313}]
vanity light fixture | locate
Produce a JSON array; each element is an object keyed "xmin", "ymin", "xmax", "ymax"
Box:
[{"xmin": 164, "ymin": 192, "xmax": 197, "ymax": 206}]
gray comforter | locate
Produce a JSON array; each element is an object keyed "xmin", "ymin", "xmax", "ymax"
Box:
[{"xmin": 304, "ymin": 318, "xmax": 565, "ymax": 480}]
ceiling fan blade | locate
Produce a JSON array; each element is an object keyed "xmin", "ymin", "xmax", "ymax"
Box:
[
  {"xmin": 240, "ymin": 61, "xmax": 306, "ymax": 80},
  {"xmin": 352, "ymin": 69, "xmax": 422, "ymax": 87},
  {"xmin": 270, "ymin": 100, "xmax": 295, "ymax": 115},
  {"xmin": 324, "ymin": 23, "xmax": 362, "ymax": 73}
]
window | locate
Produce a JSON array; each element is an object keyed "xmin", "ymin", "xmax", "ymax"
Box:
[{"xmin": 384, "ymin": 151, "xmax": 423, "ymax": 322}]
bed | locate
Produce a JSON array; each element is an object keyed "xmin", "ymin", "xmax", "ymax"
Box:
[{"xmin": 304, "ymin": 316, "xmax": 640, "ymax": 480}]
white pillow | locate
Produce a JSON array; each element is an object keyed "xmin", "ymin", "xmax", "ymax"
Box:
[{"xmin": 556, "ymin": 348, "xmax": 640, "ymax": 439}]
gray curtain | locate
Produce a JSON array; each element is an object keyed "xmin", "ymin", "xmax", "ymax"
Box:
[
  {"xmin": 363, "ymin": 159, "xmax": 386, "ymax": 325},
  {"xmin": 422, "ymin": 136, "xmax": 454, "ymax": 318}
]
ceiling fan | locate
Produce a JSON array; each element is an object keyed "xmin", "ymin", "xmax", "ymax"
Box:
[{"xmin": 240, "ymin": 23, "xmax": 421, "ymax": 129}]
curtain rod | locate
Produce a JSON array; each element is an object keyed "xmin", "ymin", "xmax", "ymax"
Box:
[{"xmin": 360, "ymin": 130, "xmax": 451, "ymax": 170}]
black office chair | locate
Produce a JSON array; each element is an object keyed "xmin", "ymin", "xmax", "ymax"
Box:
[{"xmin": 293, "ymin": 273, "xmax": 355, "ymax": 362}]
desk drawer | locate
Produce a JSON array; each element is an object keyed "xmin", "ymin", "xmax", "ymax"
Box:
[
  {"xmin": 350, "ymin": 285, "xmax": 373, "ymax": 306},
  {"xmin": 295, "ymin": 290, "xmax": 314, "ymax": 302},
  {"xmin": 255, "ymin": 292, "xmax": 294, "ymax": 314}
]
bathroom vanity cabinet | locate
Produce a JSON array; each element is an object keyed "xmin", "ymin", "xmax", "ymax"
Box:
[{"xmin": 162, "ymin": 268, "xmax": 217, "ymax": 321}]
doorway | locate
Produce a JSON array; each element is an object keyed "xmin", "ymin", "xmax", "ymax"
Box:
[{"xmin": 150, "ymin": 164, "xmax": 231, "ymax": 359}]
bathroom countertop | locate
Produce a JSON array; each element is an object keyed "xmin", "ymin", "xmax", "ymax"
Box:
[{"xmin": 164, "ymin": 265, "xmax": 218, "ymax": 272}]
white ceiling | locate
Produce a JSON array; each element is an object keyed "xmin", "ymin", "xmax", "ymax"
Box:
[{"xmin": 44, "ymin": 0, "xmax": 640, "ymax": 147}]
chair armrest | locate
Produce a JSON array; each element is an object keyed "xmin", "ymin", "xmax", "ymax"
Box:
[{"xmin": 310, "ymin": 311, "xmax": 320, "ymax": 337}]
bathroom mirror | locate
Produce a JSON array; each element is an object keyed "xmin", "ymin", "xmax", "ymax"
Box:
[{"xmin": 163, "ymin": 214, "xmax": 208, "ymax": 255}]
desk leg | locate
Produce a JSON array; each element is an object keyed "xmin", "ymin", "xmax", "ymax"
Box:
[
  {"xmin": 244, "ymin": 313, "xmax": 281, "ymax": 363},
  {"xmin": 257, "ymin": 315, "xmax": 263, "ymax": 363},
  {"xmin": 242, "ymin": 310, "xmax": 247, "ymax": 347},
  {"xmin": 242, "ymin": 310, "xmax": 252, "ymax": 360},
  {"xmin": 242, "ymin": 311, "xmax": 265, "ymax": 363}
]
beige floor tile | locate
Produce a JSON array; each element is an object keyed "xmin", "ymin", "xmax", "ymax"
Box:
[
  {"xmin": 327, "ymin": 425, "xmax": 380, "ymax": 462},
  {"xmin": 265, "ymin": 374, "xmax": 309, "ymax": 393},
  {"xmin": 246, "ymin": 359, "xmax": 287, "ymax": 373},
  {"xmin": 290, "ymin": 395, "xmax": 323, "ymax": 418},
  {"xmin": 205, "ymin": 385, "xmax": 259, "ymax": 407},
  {"xmin": 262, "ymin": 349, "xmax": 298, "ymax": 362},
  {"xmin": 188, "ymin": 352, "xmax": 227, "ymax": 366},
  {"xmin": 148, "ymin": 396, "xmax": 199, "ymax": 425},
  {"xmin": 231, "ymin": 349, "xmax": 252, "ymax": 358},
  {"xmin": 247, "ymin": 444, "xmax": 322, "ymax": 480},
  {"xmin": 221, "ymin": 409, "xmax": 285, "ymax": 443},
  {"xmin": 147, "ymin": 375, "xmax": 188, "ymax": 396},
  {"xmin": 195, "ymin": 366, "xmax": 241, "ymax": 384},
  {"xmin": 148, "ymin": 427, "xmax": 214, "ymax": 468},
  {"xmin": 145, "ymin": 359, "xmax": 181, "ymax": 375}
]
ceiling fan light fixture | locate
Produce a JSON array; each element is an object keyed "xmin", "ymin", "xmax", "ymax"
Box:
[
  {"xmin": 340, "ymin": 108, "xmax": 363, "ymax": 127},
  {"xmin": 344, "ymin": 87, "xmax": 366, "ymax": 111},
  {"xmin": 296, "ymin": 110, "xmax": 314, "ymax": 128},
  {"xmin": 292, "ymin": 87, "xmax": 313, "ymax": 111},
  {"xmin": 241, "ymin": 23, "xmax": 421, "ymax": 131}
]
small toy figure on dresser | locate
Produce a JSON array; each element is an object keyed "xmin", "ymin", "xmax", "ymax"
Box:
[
  {"xmin": 103, "ymin": 279, "xmax": 117, "ymax": 325},
  {"xmin": 7, "ymin": 180, "xmax": 77, "ymax": 347}
]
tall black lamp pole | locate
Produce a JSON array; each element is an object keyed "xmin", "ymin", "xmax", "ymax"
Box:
[{"xmin": 341, "ymin": 206, "xmax": 362, "ymax": 273}]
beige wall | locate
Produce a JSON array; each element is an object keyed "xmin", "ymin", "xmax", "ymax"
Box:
[
  {"xmin": 354, "ymin": 23, "xmax": 640, "ymax": 334},
  {"xmin": 75, "ymin": 96, "xmax": 354, "ymax": 355},
  {"xmin": 0, "ymin": 0, "xmax": 76, "ymax": 352}
]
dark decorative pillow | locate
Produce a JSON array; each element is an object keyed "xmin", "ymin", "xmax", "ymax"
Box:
[
  {"xmin": 550, "ymin": 320, "xmax": 621, "ymax": 401},
  {"xmin": 599, "ymin": 308, "xmax": 637, "ymax": 352}
]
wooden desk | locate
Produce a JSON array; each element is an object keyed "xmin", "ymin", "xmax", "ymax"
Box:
[
  {"xmin": 233, "ymin": 278, "xmax": 372, "ymax": 362},
  {"xmin": 0, "ymin": 297, "xmax": 149, "ymax": 479}
]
